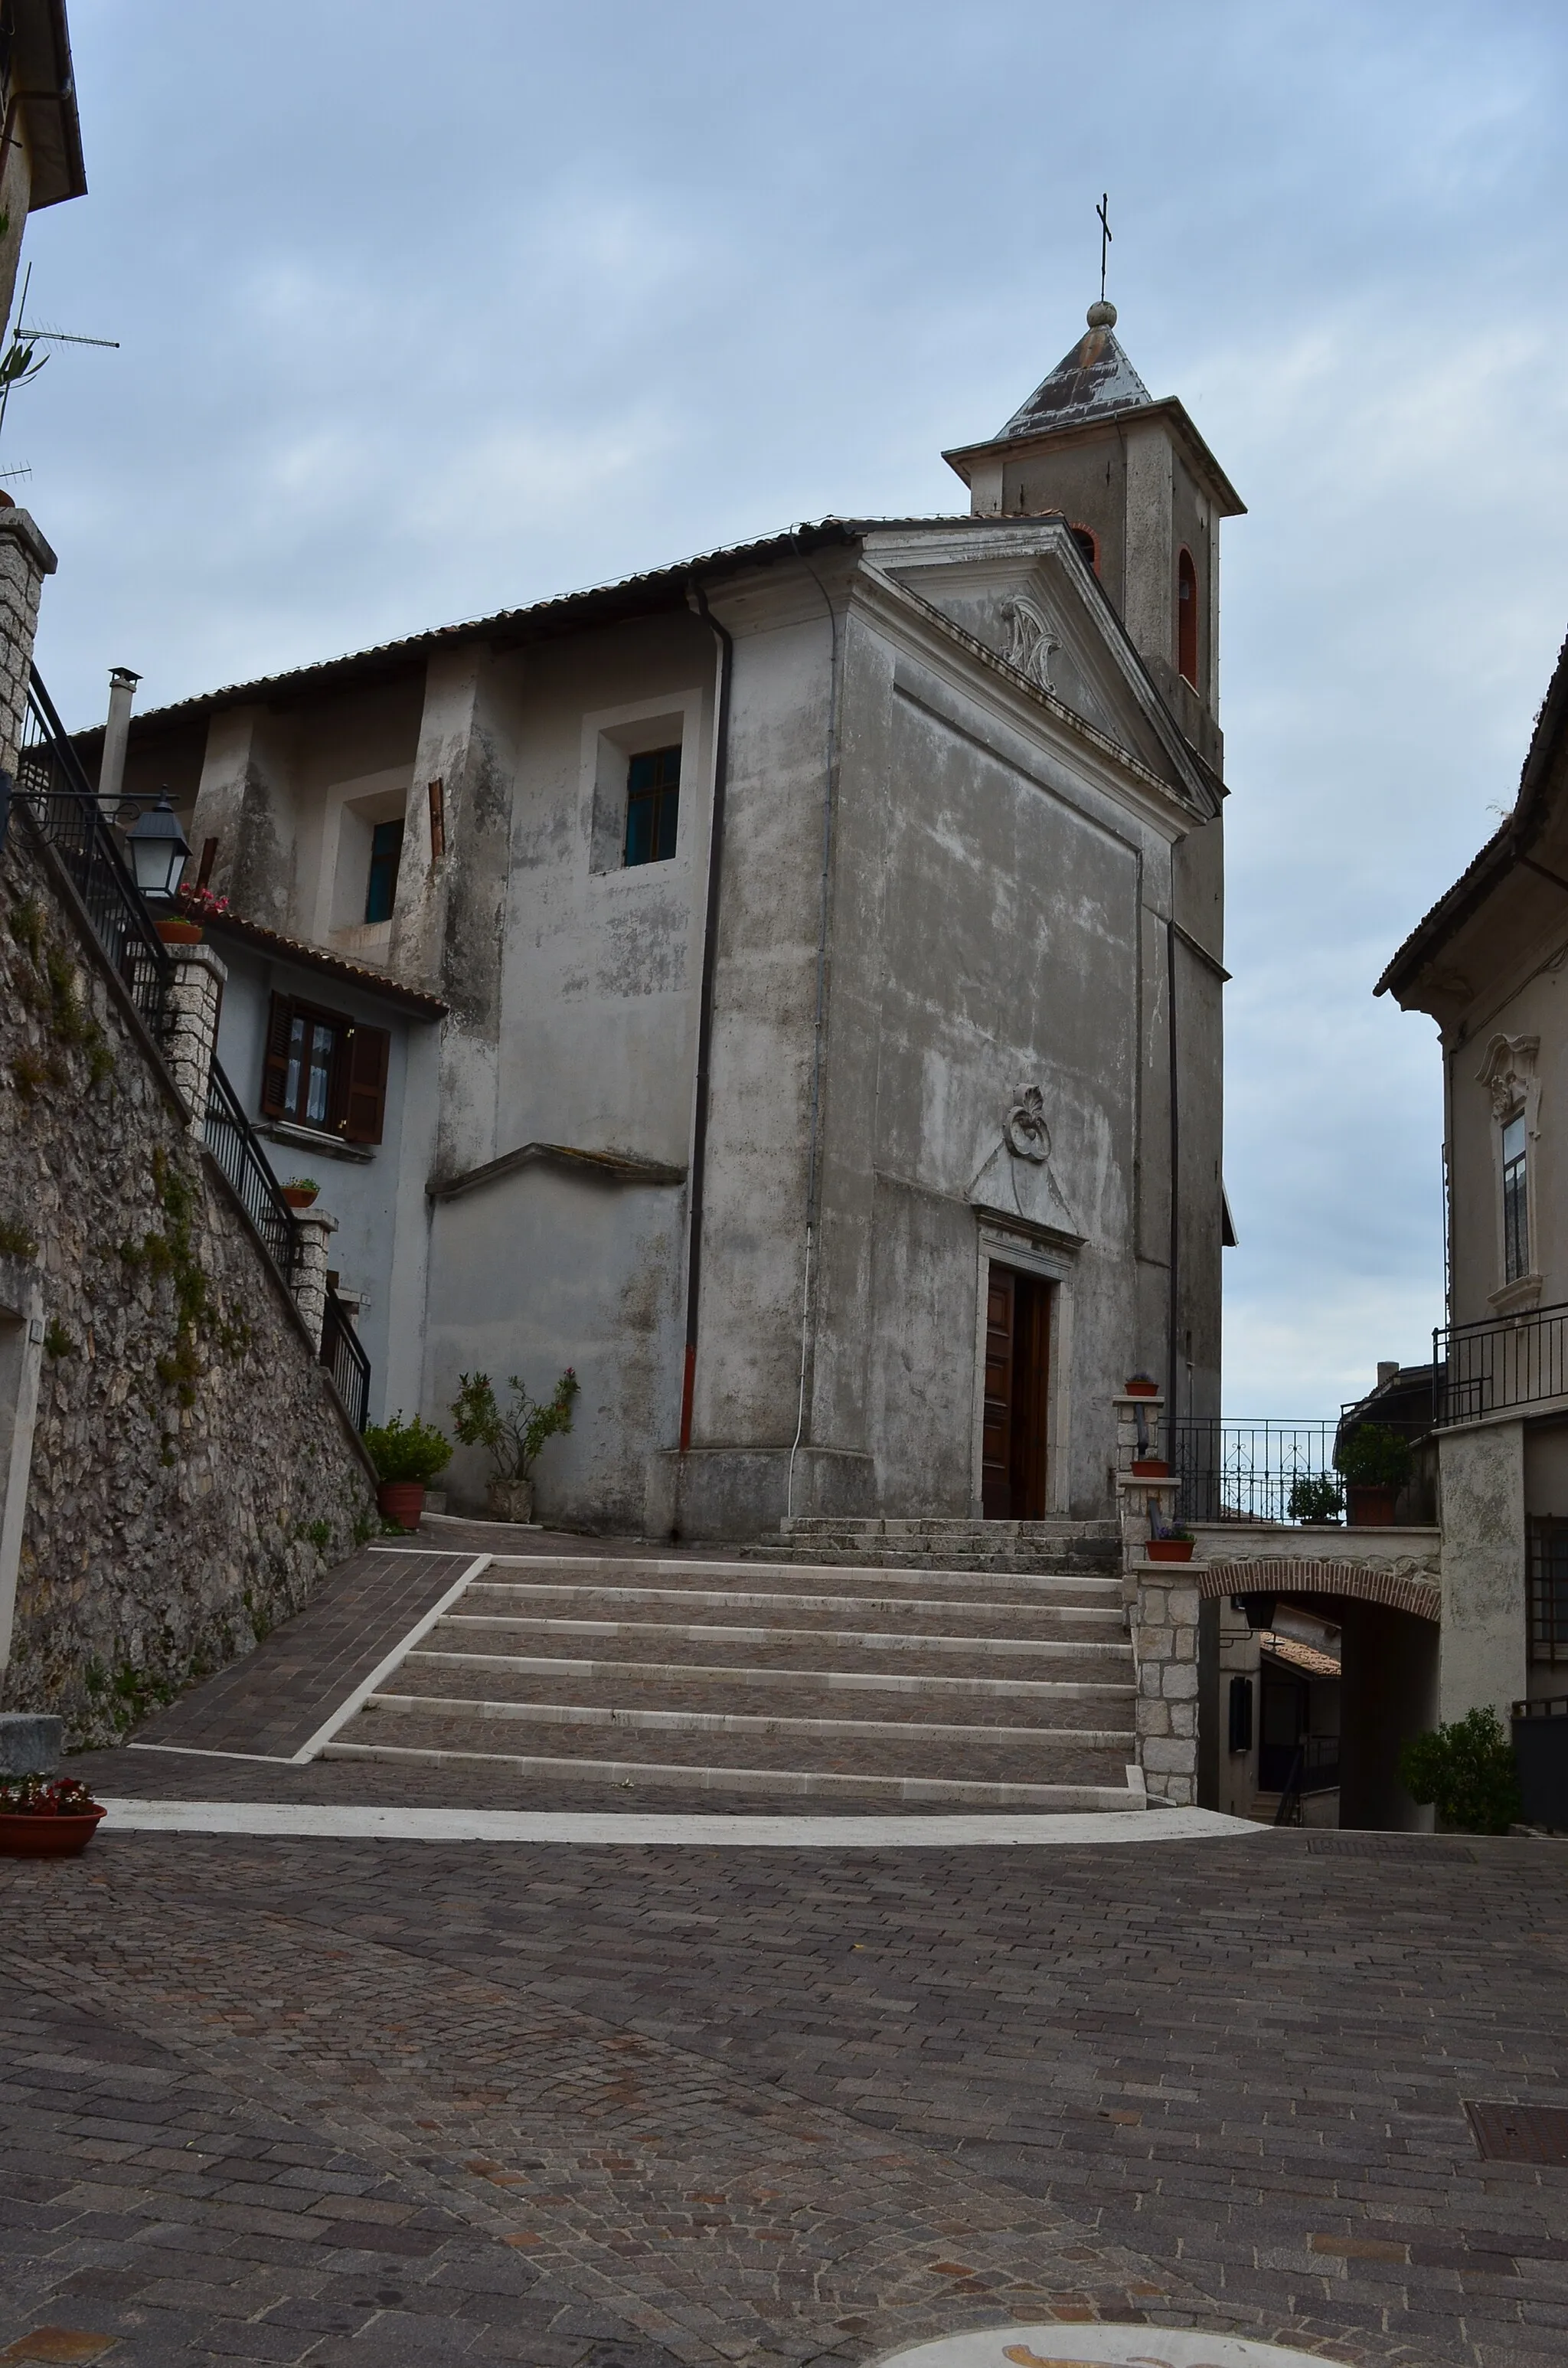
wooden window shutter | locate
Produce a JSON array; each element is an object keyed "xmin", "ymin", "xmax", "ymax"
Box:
[
  {"xmin": 260, "ymin": 994, "xmax": 293, "ymax": 1117},
  {"xmin": 340, "ymin": 1022, "xmax": 390, "ymax": 1144}
]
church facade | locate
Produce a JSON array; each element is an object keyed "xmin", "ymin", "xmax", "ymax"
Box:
[{"xmin": 96, "ymin": 303, "xmax": 1242, "ymax": 1538}]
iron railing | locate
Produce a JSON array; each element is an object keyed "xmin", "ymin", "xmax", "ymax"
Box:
[
  {"xmin": 1433, "ymin": 1303, "xmax": 1568, "ymax": 1429},
  {"xmin": 204, "ymin": 1058, "xmax": 301, "ymax": 1282},
  {"xmin": 321, "ymin": 1283, "xmax": 371, "ymax": 1432},
  {"xmin": 1171, "ymin": 1420, "xmax": 1340, "ymax": 1526},
  {"xmin": 1263, "ymin": 1735, "xmax": 1340, "ymax": 1812},
  {"xmin": 11, "ymin": 668, "xmax": 174, "ymax": 1040}
]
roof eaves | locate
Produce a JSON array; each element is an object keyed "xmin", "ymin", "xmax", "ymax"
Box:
[
  {"xmin": 1377, "ymin": 626, "xmax": 1568, "ymax": 1002},
  {"xmin": 200, "ymin": 908, "xmax": 448, "ymax": 1017}
]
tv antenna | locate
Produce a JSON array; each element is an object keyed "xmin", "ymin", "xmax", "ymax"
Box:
[{"xmin": 0, "ymin": 260, "xmax": 119, "ymax": 453}]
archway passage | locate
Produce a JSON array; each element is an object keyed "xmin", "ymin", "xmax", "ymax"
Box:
[{"xmin": 982, "ymin": 1264, "xmax": 1050, "ymax": 1519}]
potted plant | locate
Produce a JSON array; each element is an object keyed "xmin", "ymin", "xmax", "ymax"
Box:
[
  {"xmin": 1132, "ymin": 1456, "xmax": 1171, "ymax": 1477},
  {"xmin": 1287, "ymin": 1472, "xmax": 1344, "ymax": 1525},
  {"xmin": 1124, "ymin": 1372, "xmax": 1160, "ymax": 1398},
  {"xmin": 1147, "ymin": 1523, "xmax": 1196, "ymax": 1564},
  {"xmin": 281, "ymin": 1177, "xmax": 320, "ymax": 1211},
  {"xmin": 1336, "ymin": 1423, "xmax": 1412, "ymax": 1526},
  {"xmin": 451, "ymin": 1366, "xmax": 579, "ymax": 1524},
  {"xmin": 155, "ymin": 915, "xmax": 204, "ymax": 947},
  {"xmin": 363, "ymin": 1411, "xmax": 452, "ymax": 1532},
  {"xmin": 0, "ymin": 1772, "xmax": 106, "ymax": 1856}
]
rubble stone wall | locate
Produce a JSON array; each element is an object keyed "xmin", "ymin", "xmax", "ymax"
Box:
[{"xmin": 0, "ymin": 811, "xmax": 376, "ymax": 1747}]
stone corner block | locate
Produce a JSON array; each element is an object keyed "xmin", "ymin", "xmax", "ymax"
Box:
[{"xmin": 0, "ymin": 1711, "xmax": 64, "ymax": 1775}]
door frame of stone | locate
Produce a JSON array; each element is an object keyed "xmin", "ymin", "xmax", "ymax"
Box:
[{"xmin": 971, "ymin": 1218, "xmax": 1075, "ymax": 1519}]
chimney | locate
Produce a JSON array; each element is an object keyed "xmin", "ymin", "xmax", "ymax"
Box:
[
  {"xmin": 1377, "ymin": 1361, "xmax": 1400, "ymax": 1390},
  {"xmin": 98, "ymin": 666, "xmax": 141, "ymax": 808}
]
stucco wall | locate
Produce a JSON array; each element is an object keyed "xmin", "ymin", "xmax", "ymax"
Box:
[
  {"xmin": 0, "ymin": 813, "xmax": 375, "ymax": 1745},
  {"xmin": 1437, "ymin": 1418, "xmax": 1527, "ymax": 1720}
]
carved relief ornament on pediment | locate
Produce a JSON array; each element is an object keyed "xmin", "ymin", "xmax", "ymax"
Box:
[
  {"xmin": 1478, "ymin": 1033, "xmax": 1540, "ymax": 1129},
  {"xmin": 997, "ymin": 594, "xmax": 1060, "ymax": 696}
]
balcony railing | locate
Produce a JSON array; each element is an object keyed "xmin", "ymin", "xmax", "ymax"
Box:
[
  {"xmin": 1170, "ymin": 1419, "xmax": 1340, "ymax": 1526},
  {"xmin": 11, "ymin": 669, "xmax": 174, "ymax": 1042},
  {"xmin": 321, "ymin": 1284, "xmax": 371, "ymax": 1433},
  {"xmin": 1432, "ymin": 1303, "xmax": 1568, "ymax": 1429},
  {"xmin": 204, "ymin": 1057, "xmax": 301, "ymax": 1283}
]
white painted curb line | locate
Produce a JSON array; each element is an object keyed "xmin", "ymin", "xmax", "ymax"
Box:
[{"xmin": 94, "ymin": 1801, "xmax": 1264, "ymax": 1847}]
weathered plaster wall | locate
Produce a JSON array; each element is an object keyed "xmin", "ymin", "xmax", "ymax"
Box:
[
  {"xmin": 210, "ymin": 937, "xmax": 439, "ymax": 1424},
  {"xmin": 0, "ymin": 814, "xmax": 375, "ymax": 1745},
  {"xmin": 1437, "ymin": 1418, "xmax": 1527, "ymax": 1720}
]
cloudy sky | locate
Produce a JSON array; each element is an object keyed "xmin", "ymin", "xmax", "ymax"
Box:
[{"xmin": 16, "ymin": 1, "xmax": 1568, "ymax": 1414}]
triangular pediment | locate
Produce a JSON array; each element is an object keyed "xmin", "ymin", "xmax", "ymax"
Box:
[{"xmin": 872, "ymin": 525, "xmax": 1213, "ymax": 811}]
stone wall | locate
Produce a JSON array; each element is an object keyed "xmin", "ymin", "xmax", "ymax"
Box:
[{"xmin": 0, "ymin": 809, "xmax": 377, "ymax": 1747}]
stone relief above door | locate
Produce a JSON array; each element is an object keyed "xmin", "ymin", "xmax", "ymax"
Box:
[{"xmin": 970, "ymin": 1082, "xmax": 1082, "ymax": 1241}]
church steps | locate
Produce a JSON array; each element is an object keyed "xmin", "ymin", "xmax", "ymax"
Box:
[
  {"xmin": 369, "ymin": 1681, "xmax": 1132, "ymax": 1742},
  {"xmin": 426, "ymin": 1629, "xmax": 1132, "ymax": 1666},
  {"xmin": 322, "ymin": 1550, "xmax": 1142, "ymax": 1810},
  {"xmin": 404, "ymin": 1647, "xmax": 1131, "ymax": 1702},
  {"xmin": 322, "ymin": 1732, "xmax": 1139, "ymax": 1811},
  {"xmin": 761, "ymin": 1520, "xmax": 1123, "ymax": 1576}
]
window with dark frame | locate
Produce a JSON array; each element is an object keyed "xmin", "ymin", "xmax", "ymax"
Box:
[
  {"xmin": 260, "ymin": 993, "xmax": 390, "ymax": 1145},
  {"xmin": 623, "ymin": 744, "xmax": 681, "ymax": 867},
  {"xmin": 1503, "ymin": 1110, "xmax": 1529, "ymax": 1283},
  {"xmin": 1529, "ymin": 1516, "xmax": 1568, "ymax": 1664},
  {"xmin": 364, "ymin": 817, "xmax": 405, "ymax": 924}
]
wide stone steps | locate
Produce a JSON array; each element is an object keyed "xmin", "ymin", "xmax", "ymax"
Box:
[
  {"xmin": 324, "ymin": 1552, "xmax": 1142, "ymax": 1810},
  {"xmin": 763, "ymin": 1519, "xmax": 1122, "ymax": 1575}
]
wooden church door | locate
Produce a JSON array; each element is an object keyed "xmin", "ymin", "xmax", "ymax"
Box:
[{"xmin": 982, "ymin": 1264, "xmax": 1050, "ymax": 1519}]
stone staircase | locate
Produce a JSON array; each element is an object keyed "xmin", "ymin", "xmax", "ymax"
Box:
[
  {"xmin": 762, "ymin": 1518, "xmax": 1122, "ymax": 1575},
  {"xmin": 323, "ymin": 1552, "xmax": 1145, "ymax": 1810}
]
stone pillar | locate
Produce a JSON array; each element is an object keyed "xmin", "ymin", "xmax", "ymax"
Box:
[
  {"xmin": 290, "ymin": 1209, "xmax": 336, "ymax": 1352},
  {"xmin": 162, "ymin": 944, "xmax": 227, "ymax": 1133},
  {"xmin": 0, "ymin": 506, "xmax": 57, "ymax": 777},
  {"xmin": 1436, "ymin": 1417, "xmax": 1527, "ymax": 1722},
  {"xmin": 1131, "ymin": 1565, "xmax": 1201, "ymax": 1806}
]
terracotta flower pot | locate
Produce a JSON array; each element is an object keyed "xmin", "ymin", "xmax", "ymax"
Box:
[
  {"xmin": 0, "ymin": 1807, "xmax": 105, "ymax": 1856},
  {"xmin": 155, "ymin": 917, "xmax": 204, "ymax": 946},
  {"xmin": 282, "ymin": 1186, "xmax": 319, "ymax": 1211},
  {"xmin": 1132, "ymin": 1458, "xmax": 1171, "ymax": 1477},
  {"xmin": 377, "ymin": 1480, "xmax": 426, "ymax": 1532},
  {"xmin": 1347, "ymin": 1483, "xmax": 1397, "ymax": 1527},
  {"xmin": 1146, "ymin": 1538, "xmax": 1195, "ymax": 1562},
  {"xmin": 1124, "ymin": 1377, "xmax": 1160, "ymax": 1397},
  {"xmin": 487, "ymin": 1477, "xmax": 535, "ymax": 1525}
]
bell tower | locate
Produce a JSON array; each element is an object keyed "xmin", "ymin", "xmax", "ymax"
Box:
[{"xmin": 942, "ymin": 302, "xmax": 1245, "ymax": 773}]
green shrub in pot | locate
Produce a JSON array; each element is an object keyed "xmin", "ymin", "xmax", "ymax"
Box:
[{"xmin": 362, "ymin": 1411, "xmax": 452, "ymax": 1484}]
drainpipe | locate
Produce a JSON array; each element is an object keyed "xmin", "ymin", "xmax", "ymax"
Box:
[
  {"xmin": 98, "ymin": 665, "xmax": 140, "ymax": 807},
  {"xmin": 679, "ymin": 581, "xmax": 733, "ymax": 1454},
  {"xmin": 1166, "ymin": 913, "xmax": 1181, "ymax": 1432}
]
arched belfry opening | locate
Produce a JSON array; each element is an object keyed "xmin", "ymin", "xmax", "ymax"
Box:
[{"xmin": 1178, "ymin": 547, "xmax": 1198, "ymax": 686}]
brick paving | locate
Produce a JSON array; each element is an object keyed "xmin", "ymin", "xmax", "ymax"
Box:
[
  {"xmin": 6, "ymin": 1791, "xmax": 1568, "ymax": 2364},
  {"xmin": 128, "ymin": 1552, "xmax": 478, "ymax": 1761}
]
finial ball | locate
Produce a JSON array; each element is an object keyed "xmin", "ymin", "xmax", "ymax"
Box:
[{"xmin": 1086, "ymin": 298, "xmax": 1117, "ymax": 329}]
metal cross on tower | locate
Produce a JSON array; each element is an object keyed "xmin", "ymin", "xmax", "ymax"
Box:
[{"xmin": 1096, "ymin": 192, "xmax": 1112, "ymax": 303}]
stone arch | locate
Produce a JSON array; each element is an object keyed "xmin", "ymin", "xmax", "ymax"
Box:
[{"xmin": 1200, "ymin": 1556, "xmax": 1440, "ymax": 1623}]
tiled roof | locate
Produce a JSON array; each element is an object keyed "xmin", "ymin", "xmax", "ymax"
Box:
[
  {"xmin": 1259, "ymin": 1631, "xmax": 1342, "ymax": 1680},
  {"xmin": 197, "ymin": 905, "xmax": 448, "ymax": 1017}
]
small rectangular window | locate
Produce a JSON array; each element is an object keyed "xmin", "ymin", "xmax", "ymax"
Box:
[
  {"xmin": 1530, "ymin": 1516, "xmax": 1568, "ymax": 1664},
  {"xmin": 365, "ymin": 817, "xmax": 405, "ymax": 924},
  {"xmin": 1503, "ymin": 1112, "xmax": 1529, "ymax": 1283},
  {"xmin": 260, "ymin": 993, "xmax": 390, "ymax": 1144},
  {"xmin": 624, "ymin": 744, "xmax": 681, "ymax": 868}
]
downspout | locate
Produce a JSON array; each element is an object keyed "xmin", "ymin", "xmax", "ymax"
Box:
[
  {"xmin": 1166, "ymin": 912, "xmax": 1181, "ymax": 1429},
  {"xmin": 679, "ymin": 580, "xmax": 733, "ymax": 1455}
]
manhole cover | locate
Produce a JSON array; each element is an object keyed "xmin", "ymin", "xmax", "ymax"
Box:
[
  {"xmin": 877, "ymin": 2329, "xmax": 1344, "ymax": 2368},
  {"xmin": 1467, "ymin": 2101, "xmax": 1568, "ymax": 2164}
]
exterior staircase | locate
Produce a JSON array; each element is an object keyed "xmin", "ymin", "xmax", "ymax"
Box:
[
  {"xmin": 760, "ymin": 1518, "xmax": 1122, "ymax": 1575},
  {"xmin": 323, "ymin": 1552, "xmax": 1144, "ymax": 1810}
]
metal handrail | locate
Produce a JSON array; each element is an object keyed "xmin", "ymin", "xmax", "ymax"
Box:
[
  {"xmin": 204, "ymin": 1057, "xmax": 300, "ymax": 1283},
  {"xmin": 12, "ymin": 667, "xmax": 175, "ymax": 1040},
  {"xmin": 1432, "ymin": 1302, "xmax": 1568, "ymax": 1429},
  {"xmin": 321, "ymin": 1283, "xmax": 371, "ymax": 1432},
  {"xmin": 1169, "ymin": 1418, "xmax": 1341, "ymax": 1526}
]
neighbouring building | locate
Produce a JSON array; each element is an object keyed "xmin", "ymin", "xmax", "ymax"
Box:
[
  {"xmin": 80, "ymin": 297, "xmax": 1243, "ymax": 1541},
  {"xmin": 1377, "ymin": 628, "xmax": 1568, "ymax": 1725}
]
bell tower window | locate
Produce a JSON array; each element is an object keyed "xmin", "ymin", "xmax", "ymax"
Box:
[
  {"xmin": 1177, "ymin": 548, "xmax": 1198, "ymax": 686},
  {"xmin": 1069, "ymin": 524, "xmax": 1099, "ymax": 573}
]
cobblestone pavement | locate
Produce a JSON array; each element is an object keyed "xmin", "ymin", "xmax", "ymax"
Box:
[{"xmin": 6, "ymin": 1802, "xmax": 1568, "ymax": 2366}]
